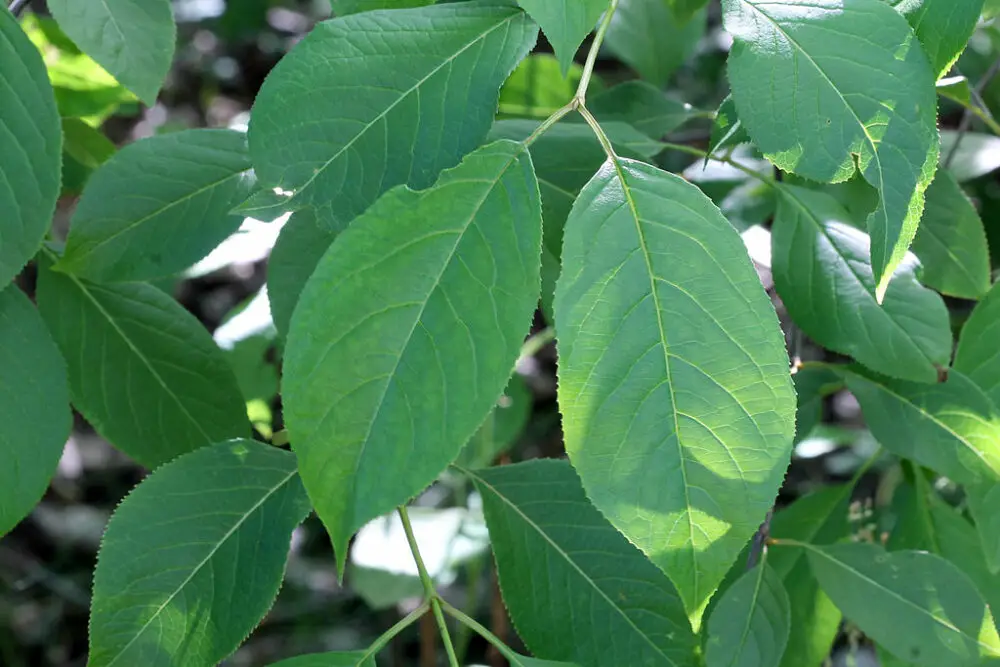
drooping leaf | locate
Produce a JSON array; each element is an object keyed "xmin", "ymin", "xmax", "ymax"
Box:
[
  {"xmin": 772, "ymin": 186, "xmax": 951, "ymax": 383},
  {"xmin": 469, "ymin": 459, "xmax": 697, "ymax": 667},
  {"xmin": 792, "ymin": 367, "xmax": 843, "ymax": 443},
  {"xmin": 911, "ymin": 170, "xmax": 991, "ymax": 300},
  {"xmin": 89, "ymin": 440, "xmax": 311, "ymax": 667},
  {"xmin": 554, "ymin": 157, "xmax": 796, "ymax": 624},
  {"xmin": 845, "ymin": 370, "xmax": 1000, "ymax": 484},
  {"xmin": 267, "ymin": 210, "xmax": 340, "ymax": 336},
  {"xmin": 890, "ymin": 0, "xmax": 984, "ymax": 79},
  {"xmin": 265, "ymin": 653, "xmax": 374, "ymax": 667},
  {"xmin": 707, "ymin": 95, "xmax": 749, "ymax": 158},
  {"xmin": 283, "ymin": 141, "xmax": 542, "ymax": 571},
  {"xmin": 57, "ymin": 130, "xmax": 253, "ymax": 283},
  {"xmin": 0, "ymin": 286, "xmax": 71, "ymax": 537},
  {"xmin": 248, "ymin": 1, "xmax": 537, "ymax": 227},
  {"xmin": 499, "ymin": 55, "xmax": 601, "ymax": 119},
  {"xmin": 47, "ymin": 0, "xmax": 175, "ymax": 106},
  {"xmin": 965, "ymin": 483, "xmax": 1000, "ymax": 575},
  {"xmin": 36, "ymin": 263, "xmax": 249, "ymax": 467},
  {"xmin": 805, "ymin": 542, "xmax": 1000, "ymax": 666},
  {"xmin": 605, "ymin": 0, "xmax": 707, "ymax": 86},
  {"xmin": 515, "ymin": 0, "xmax": 607, "ymax": 75},
  {"xmin": 0, "ymin": 8, "xmax": 62, "ymax": 288},
  {"xmin": 704, "ymin": 562, "xmax": 790, "ymax": 667},
  {"xmin": 723, "ymin": 0, "xmax": 940, "ymax": 300},
  {"xmin": 940, "ymin": 131, "xmax": 1000, "ymax": 182},
  {"xmin": 588, "ymin": 80, "xmax": 703, "ymax": 139},
  {"xmin": 955, "ymin": 281, "xmax": 1000, "ymax": 405}
]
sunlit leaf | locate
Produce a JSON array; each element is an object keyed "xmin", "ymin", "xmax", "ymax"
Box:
[{"xmin": 889, "ymin": 0, "xmax": 984, "ymax": 79}]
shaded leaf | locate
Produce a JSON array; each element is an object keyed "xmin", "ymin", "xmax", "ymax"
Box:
[
  {"xmin": 708, "ymin": 95, "xmax": 749, "ymax": 158},
  {"xmin": 911, "ymin": 170, "xmax": 991, "ymax": 299},
  {"xmin": 941, "ymin": 131, "xmax": 1000, "ymax": 182},
  {"xmin": 58, "ymin": 130, "xmax": 253, "ymax": 282},
  {"xmin": 0, "ymin": 286, "xmax": 71, "ymax": 537},
  {"xmin": 499, "ymin": 54, "xmax": 600, "ymax": 119},
  {"xmin": 704, "ymin": 562, "xmax": 790, "ymax": 667},
  {"xmin": 668, "ymin": 0, "xmax": 711, "ymax": 22},
  {"xmin": 723, "ymin": 0, "xmax": 939, "ymax": 299},
  {"xmin": 805, "ymin": 542, "xmax": 1000, "ymax": 666},
  {"xmin": 267, "ymin": 210, "xmax": 340, "ymax": 336},
  {"xmin": 846, "ymin": 370, "xmax": 1000, "ymax": 484},
  {"xmin": 62, "ymin": 118, "xmax": 115, "ymax": 170},
  {"xmin": 266, "ymin": 653, "xmax": 374, "ymax": 667},
  {"xmin": 772, "ymin": 186, "xmax": 951, "ymax": 383},
  {"xmin": 332, "ymin": 0, "xmax": 432, "ymax": 14},
  {"xmin": 777, "ymin": 559, "xmax": 840, "ymax": 667},
  {"xmin": 793, "ymin": 366, "xmax": 844, "ymax": 444},
  {"xmin": 554, "ymin": 157, "xmax": 796, "ymax": 624},
  {"xmin": 469, "ymin": 459, "xmax": 697, "ymax": 667},
  {"xmin": 47, "ymin": 0, "xmax": 175, "ymax": 105},
  {"xmin": 890, "ymin": 0, "xmax": 984, "ymax": 79},
  {"xmin": 515, "ymin": 0, "xmax": 607, "ymax": 75},
  {"xmin": 605, "ymin": 0, "xmax": 706, "ymax": 86},
  {"xmin": 589, "ymin": 80, "xmax": 703, "ymax": 139},
  {"xmin": 965, "ymin": 483, "xmax": 1000, "ymax": 575},
  {"xmin": 89, "ymin": 440, "xmax": 311, "ymax": 667},
  {"xmin": 282, "ymin": 141, "xmax": 542, "ymax": 571},
  {"xmin": 36, "ymin": 263, "xmax": 249, "ymax": 467},
  {"xmin": 248, "ymin": 1, "xmax": 537, "ymax": 227},
  {"xmin": 0, "ymin": 8, "xmax": 62, "ymax": 288},
  {"xmin": 955, "ymin": 281, "xmax": 1000, "ymax": 405},
  {"xmin": 456, "ymin": 373, "xmax": 531, "ymax": 468}
]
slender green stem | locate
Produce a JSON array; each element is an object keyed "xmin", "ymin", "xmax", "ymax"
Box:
[
  {"xmin": 578, "ymin": 104, "xmax": 617, "ymax": 160},
  {"xmin": 660, "ymin": 140, "xmax": 781, "ymax": 187},
  {"xmin": 575, "ymin": 0, "xmax": 620, "ymax": 102},
  {"xmin": 398, "ymin": 506, "xmax": 460, "ymax": 667},
  {"xmin": 523, "ymin": 102, "xmax": 576, "ymax": 147},
  {"xmin": 440, "ymin": 598, "xmax": 525, "ymax": 664},
  {"xmin": 364, "ymin": 601, "xmax": 430, "ymax": 658},
  {"xmin": 519, "ymin": 326, "xmax": 554, "ymax": 360}
]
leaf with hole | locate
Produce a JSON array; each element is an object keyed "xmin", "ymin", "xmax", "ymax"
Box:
[
  {"xmin": 248, "ymin": 1, "xmax": 537, "ymax": 227},
  {"xmin": 36, "ymin": 264, "xmax": 249, "ymax": 467},
  {"xmin": 772, "ymin": 186, "xmax": 951, "ymax": 383},
  {"xmin": 282, "ymin": 141, "xmax": 542, "ymax": 571},
  {"xmin": 88, "ymin": 440, "xmax": 311, "ymax": 667},
  {"xmin": 723, "ymin": 0, "xmax": 939, "ymax": 300},
  {"xmin": 58, "ymin": 130, "xmax": 253, "ymax": 283},
  {"xmin": 470, "ymin": 459, "xmax": 697, "ymax": 667},
  {"xmin": 554, "ymin": 157, "xmax": 796, "ymax": 624}
]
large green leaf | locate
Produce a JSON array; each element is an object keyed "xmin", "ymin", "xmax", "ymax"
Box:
[
  {"xmin": 0, "ymin": 286, "xmax": 71, "ymax": 537},
  {"xmin": 47, "ymin": 0, "xmax": 175, "ymax": 106},
  {"xmin": 777, "ymin": 559, "xmax": 840, "ymax": 667},
  {"xmin": 283, "ymin": 141, "xmax": 542, "ymax": 570},
  {"xmin": 89, "ymin": 440, "xmax": 311, "ymax": 667},
  {"xmin": 515, "ymin": 0, "xmax": 607, "ymax": 75},
  {"xmin": 248, "ymin": 1, "xmax": 537, "ymax": 227},
  {"xmin": 554, "ymin": 157, "xmax": 796, "ymax": 624},
  {"xmin": 266, "ymin": 210, "xmax": 339, "ymax": 336},
  {"xmin": 772, "ymin": 186, "xmax": 951, "ymax": 383},
  {"xmin": 57, "ymin": 130, "xmax": 252, "ymax": 282},
  {"xmin": 805, "ymin": 542, "xmax": 1000, "ymax": 666},
  {"xmin": 36, "ymin": 264, "xmax": 249, "ymax": 467},
  {"xmin": 588, "ymin": 80, "xmax": 702, "ymax": 139},
  {"xmin": 723, "ymin": 0, "xmax": 939, "ymax": 300},
  {"xmin": 704, "ymin": 562, "xmax": 790, "ymax": 667},
  {"xmin": 846, "ymin": 370, "xmax": 1000, "ymax": 484},
  {"xmin": 955, "ymin": 281, "xmax": 1000, "ymax": 405},
  {"xmin": 890, "ymin": 0, "xmax": 984, "ymax": 79},
  {"xmin": 0, "ymin": 8, "xmax": 62, "ymax": 288},
  {"xmin": 469, "ymin": 460, "xmax": 697, "ymax": 667},
  {"xmin": 911, "ymin": 170, "xmax": 991, "ymax": 300},
  {"xmin": 604, "ymin": 0, "xmax": 706, "ymax": 86}
]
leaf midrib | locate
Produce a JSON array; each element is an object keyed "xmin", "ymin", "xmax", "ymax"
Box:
[{"xmin": 103, "ymin": 467, "xmax": 299, "ymax": 666}]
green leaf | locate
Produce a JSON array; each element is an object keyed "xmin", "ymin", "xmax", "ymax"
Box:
[
  {"xmin": 0, "ymin": 286, "xmax": 71, "ymax": 537},
  {"xmin": 707, "ymin": 95, "xmax": 750, "ymax": 158},
  {"xmin": 499, "ymin": 55, "xmax": 600, "ymax": 119},
  {"xmin": 966, "ymin": 483, "xmax": 1000, "ymax": 575},
  {"xmin": 723, "ymin": 0, "xmax": 940, "ymax": 301},
  {"xmin": 231, "ymin": 188, "xmax": 293, "ymax": 223},
  {"xmin": 332, "ymin": 0, "xmax": 433, "ymax": 15},
  {"xmin": 554, "ymin": 157, "xmax": 796, "ymax": 624},
  {"xmin": 469, "ymin": 459, "xmax": 697, "ymax": 667},
  {"xmin": 793, "ymin": 367, "xmax": 844, "ymax": 443},
  {"xmin": 845, "ymin": 370, "xmax": 1000, "ymax": 484},
  {"xmin": 704, "ymin": 562, "xmax": 790, "ymax": 667},
  {"xmin": 47, "ymin": 0, "xmax": 175, "ymax": 106},
  {"xmin": 248, "ymin": 1, "xmax": 537, "ymax": 226},
  {"xmin": 778, "ymin": 560, "xmax": 841, "ymax": 667},
  {"xmin": 805, "ymin": 542, "xmax": 1000, "ymax": 666},
  {"xmin": 890, "ymin": 0, "xmax": 984, "ymax": 79},
  {"xmin": 265, "ymin": 653, "xmax": 374, "ymax": 667},
  {"xmin": 57, "ymin": 130, "xmax": 253, "ymax": 282},
  {"xmin": 589, "ymin": 80, "xmax": 703, "ymax": 139},
  {"xmin": 283, "ymin": 141, "xmax": 542, "ymax": 571},
  {"xmin": 940, "ymin": 131, "xmax": 1000, "ymax": 182},
  {"xmin": 605, "ymin": 0, "xmax": 706, "ymax": 86},
  {"xmin": 267, "ymin": 210, "xmax": 339, "ymax": 337},
  {"xmin": 0, "ymin": 8, "xmax": 62, "ymax": 288},
  {"xmin": 515, "ymin": 0, "xmax": 607, "ymax": 75},
  {"xmin": 911, "ymin": 171, "xmax": 991, "ymax": 299},
  {"xmin": 772, "ymin": 186, "xmax": 951, "ymax": 383},
  {"xmin": 667, "ymin": 0, "xmax": 711, "ymax": 22},
  {"xmin": 955, "ymin": 281, "xmax": 1000, "ymax": 405},
  {"xmin": 62, "ymin": 118, "xmax": 116, "ymax": 170},
  {"xmin": 89, "ymin": 440, "xmax": 311, "ymax": 667},
  {"xmin": 456, "ymin": 373, "xmax": 531, "ymax": 468},
  {"xmin": 36, "ymin": 264, "xmax": 249, "ymax": 467}
]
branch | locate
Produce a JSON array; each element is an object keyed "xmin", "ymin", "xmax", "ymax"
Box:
[{"xmin": 946, "ymin": 57, "xmax": 1000, "ymax": 167}]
